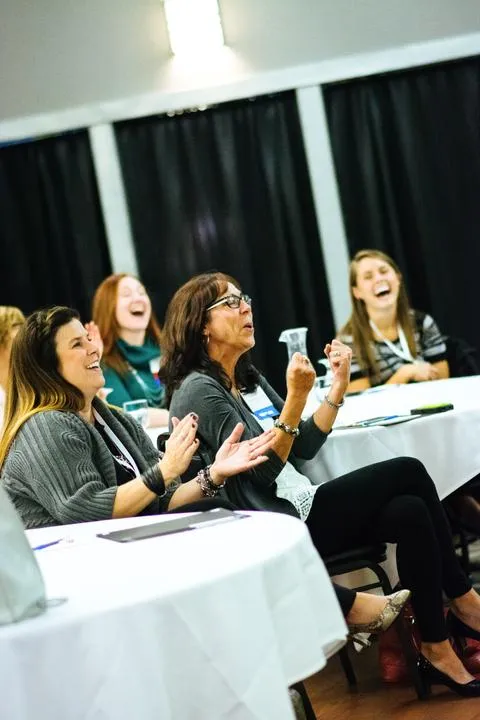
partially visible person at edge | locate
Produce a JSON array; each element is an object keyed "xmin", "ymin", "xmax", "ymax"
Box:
[
  {"xmin": 337, "ymin": 249, "xmax": 480, "ymax": 534},
  {"xmin": 0, "ymin": 306, "xmax": 274, "ymax": 530},
  {"xmin": 0, "ymin": 306, "xmax": 25, "ymax": 427},
  {"xmin": 159, "ymin": 271, "xmax": 480, "ymax": 698},
  {"xmin": 337, "ymin": 249, "xmax": 449, "ymax": 393},
  {"xmin": 89, "ymin": 273, "xmax": 168, "ymax": 427}
]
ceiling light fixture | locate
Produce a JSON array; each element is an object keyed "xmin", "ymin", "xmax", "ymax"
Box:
[{"xmin": 164, "ymin": 0, "xmax": 225, "ymax": 56}]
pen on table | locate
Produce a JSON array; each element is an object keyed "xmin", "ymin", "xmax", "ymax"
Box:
[
  {"xmin": 33, "ymin": 539, "xmax": 63, "ymax": 551},
  {"xmin": 360, "ymin": 415, "xmax": 399, "ymax": 426}
]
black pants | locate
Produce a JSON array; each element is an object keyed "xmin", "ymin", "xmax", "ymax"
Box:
[{"xmin": 306, "ymin": 457, "xmax": 471, "ymax": 642}]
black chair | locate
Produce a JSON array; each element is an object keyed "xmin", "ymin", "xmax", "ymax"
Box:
[
  {"xmin": 444, "ymin": 336, "xmax": 480, "ymax": 377},
  {"xmin": 442, "ymin": 335, "xmax": 480, "ymax": 568},
  {"xmin": 324, "ymin": 544, "xmax": 423, "ymax": 698}
]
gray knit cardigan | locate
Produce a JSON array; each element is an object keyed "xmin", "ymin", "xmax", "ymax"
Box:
[{"xmin": 1, "ymin": 397, "xmax": 178, "ymax": 529}]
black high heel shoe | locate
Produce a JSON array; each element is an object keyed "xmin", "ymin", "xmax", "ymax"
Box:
[
  {"xmin": 447, "ymin": 609, "xmax": 480, "ymax": 654},
  {"xmin": 417, "ymin": 654, "xmax": 480, "ymax": 698}
]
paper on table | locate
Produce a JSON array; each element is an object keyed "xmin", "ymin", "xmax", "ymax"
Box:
[{"xmin": 334, "ymin": 414, "xmax": 422, "ymax": 429}]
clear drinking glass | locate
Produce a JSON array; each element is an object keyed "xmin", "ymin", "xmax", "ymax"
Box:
[
  {"xmin": 278, "ymin": 327, "xmax": 309, "ymax": 361},
  {"xmin": 123, "ymin": 399, "xmax": 149, "ymax": 428}
]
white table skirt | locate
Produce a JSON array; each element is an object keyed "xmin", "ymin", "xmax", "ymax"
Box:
[
  {"xmin": 300, "ymin": 376, "xmax": 480, "ymax": 499},
  {"xmin": 1, "ymin": 512, "xmax": 346, "ymax": 720}
]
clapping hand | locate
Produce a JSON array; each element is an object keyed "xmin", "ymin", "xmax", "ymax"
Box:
[
  {"xmin": 160, "ymin": 414, "xmax": 200, "ymax": 483},
  {"xmin": 210, "ymin": 424, "xmax": 274, "ymax": 485}
]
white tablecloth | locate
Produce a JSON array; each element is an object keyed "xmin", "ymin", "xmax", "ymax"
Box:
[
  {"xmin": 300, "ymin": 376, "xmax": 480, "ymax": 499},
  {"xmin": 0, "ymin": 513, "xmax": 346, "ymax": 720}
]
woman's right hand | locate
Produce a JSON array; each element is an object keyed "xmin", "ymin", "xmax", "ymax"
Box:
[
  {"xmin": 286, "ymin": 352, "xmax": 316, "ymax": 397},
  {"xmin": 159, "ymin": 414, "xmax": 199, "ymax": 484},
  {"xmin": 397, "ymin": 362, "xmax": 439, "ymax": 383},
  {"xmin": 85, "ymin": 321, "xmax": 104, "ymax": 360}
]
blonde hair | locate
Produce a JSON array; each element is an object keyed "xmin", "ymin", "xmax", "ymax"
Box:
[
  {"xmin": 0, "ymin": 306, "xmax": 25, "ymax": 349},
  {"xmin": 0, "ymin": 307, "xmax": 84, "ymax": 469},
  {"xmin": 338, "ymin": 249, "xmax": 416, "ymax": 384}
]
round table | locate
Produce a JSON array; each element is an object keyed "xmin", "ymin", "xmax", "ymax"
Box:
[
  {"xmin": 300, "ymin": 376, "xmax": 480, "ymax": 498},
  {"xmin": 0, "ymin": 512, "xmax": 346, "ymax": 720}
]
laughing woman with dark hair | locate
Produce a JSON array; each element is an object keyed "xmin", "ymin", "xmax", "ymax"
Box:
[
  {"xmin": 159, "ymin": 271, "xmax": 480, "ymax": 698},
  {"xmin": 0, "ymin": 307, "xmax": 274, "ymax": 530}
]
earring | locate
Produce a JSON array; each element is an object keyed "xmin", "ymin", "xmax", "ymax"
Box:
[{"xmin": 205, "ymin": 335, "xmax": 210, "ymax": 346}]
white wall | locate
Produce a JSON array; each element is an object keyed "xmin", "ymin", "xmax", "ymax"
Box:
[{"xmin": 2, "ymin": 0, "xmax": 480, "ymax": 121}]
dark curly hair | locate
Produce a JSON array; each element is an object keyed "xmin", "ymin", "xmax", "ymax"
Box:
[{"xmin": 159, "ymin": 272, "xmax": 259, "ymax": 404}]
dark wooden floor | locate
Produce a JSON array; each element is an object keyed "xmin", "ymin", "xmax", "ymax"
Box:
[{"xmin": 305, "ymin": 642, "xmax": 480, "ymax": 720}]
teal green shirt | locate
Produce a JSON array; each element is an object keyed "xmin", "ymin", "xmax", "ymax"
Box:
[{"xmin": 102, "ymin": 338, "xmax": 165, "ymax": 409}]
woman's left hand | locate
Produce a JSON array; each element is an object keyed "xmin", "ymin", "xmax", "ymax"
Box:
[
  {"xmin": 324, "ymin": 339, "xmax": 352, "ymax": 390},
  {"xmin": 210, "ymin": 424, "xmax": 274, "ymax": 485}
]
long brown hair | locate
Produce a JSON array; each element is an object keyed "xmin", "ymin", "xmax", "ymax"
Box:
[
  {"xmin": 338, "ymin": 249, "xmax": 416, "ymax": 383},
  {"xmin": 92, "ymin": 273, "xmax": 162, "ymax": 375},
  {"xmin": 0, "ymin": 307, "xmax": 85, "ymax": 469},
  {"xmin": 159, "ymin": 272, "xmax": 259, "ymax": 403}
]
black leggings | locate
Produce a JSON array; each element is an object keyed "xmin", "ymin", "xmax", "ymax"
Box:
[{"xmin": 306, "ymin": 457, "xmax": 471, "ymax": 642}]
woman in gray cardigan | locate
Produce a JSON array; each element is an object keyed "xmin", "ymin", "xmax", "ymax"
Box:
[
  {"xmin": 159, "ymin": 271, "xmax": 480, "ymax": 698},
  {"xmin": 0, "ymin": 306, "xmax": 273, "ymax": 531}
]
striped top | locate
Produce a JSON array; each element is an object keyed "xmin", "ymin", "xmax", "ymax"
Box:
[
  {"xmin": 1, "ymin": 397, "xmax": 179, "ymax": 529},
  {"xmin": 339, "ymin": 310, "xmax": 447, "ymax": 386}
]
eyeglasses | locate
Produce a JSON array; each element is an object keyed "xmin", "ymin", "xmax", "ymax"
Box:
[{"xmin": 206, "ymin": 293, "xmax": 252, "ymax": 312}]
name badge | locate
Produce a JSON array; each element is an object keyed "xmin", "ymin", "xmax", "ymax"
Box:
[{"xmin": 241, "ymin": 387, "xmax": 278, "ymax": 431}]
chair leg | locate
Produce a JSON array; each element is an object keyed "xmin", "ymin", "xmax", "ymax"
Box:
[
  {"xmin": 338, "ymin": 645, "xmax": 357, "ymax": 690},
  {"xmin": 365, "ymin": 562, "xmax": 393, "ymax": 596},
  {"xmin": 290, "ymin": 682, "xmax": 317, "ymax": 720}
]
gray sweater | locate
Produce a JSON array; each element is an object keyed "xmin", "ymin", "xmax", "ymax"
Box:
[
  {"xmin": 169, "ymin": 372, "xmax": 329, "ymax": 516},
  {"xmin": 1, "ymin": 397, "xmax": 178, "ymax": 529}
]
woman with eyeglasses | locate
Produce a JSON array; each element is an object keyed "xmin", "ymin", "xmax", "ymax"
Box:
[
  {"xmin": 91, "ymin": 274, "xmax": 168, "ymax": 427},
  {"xmin": 159, "ymin": 271, "xmax": 480, "ymax": 698},
  {"xmin": 0, "ymin": 306, "xmax": 275, "ymax": 530}
]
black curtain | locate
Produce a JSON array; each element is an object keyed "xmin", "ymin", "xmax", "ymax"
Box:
[
  {"xmin": 115, "ymin": 92, "xmax": 333, "ymax": 393},
  {"xmin": 0, "ymin": 130, "xmax": 111, "ymax": 320},
  {"xmin": 324, "ymin": 56, "xmax": 480, "ymax": 353}
]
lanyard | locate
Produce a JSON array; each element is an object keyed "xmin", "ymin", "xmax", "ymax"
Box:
[
  {"xmin": 93, "ymin": 408, "xmax": 141, "ymax": 476},
  {"xmin": 129, "ymin": 365, "xmax": 151, "ymax": 396},
  {"xmin": 369, "ymin": 320, "xmax": 416, "ymax": 363}
]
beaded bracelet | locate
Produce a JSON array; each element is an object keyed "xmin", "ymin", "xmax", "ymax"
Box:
[
  {"xmin": 195, "ymin": 465, "xmax": 225, "ymax": 497},
  {"xmin": 324, "ymin": 393, "xmax": 345, "ymax": 410},
  {"xmin": 273, "ymin": 419, "xmax": 300, "ymax": 437},
  {"xmin": 142, "ymin": 464, "xmax": 166, "ymax": 496}
]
